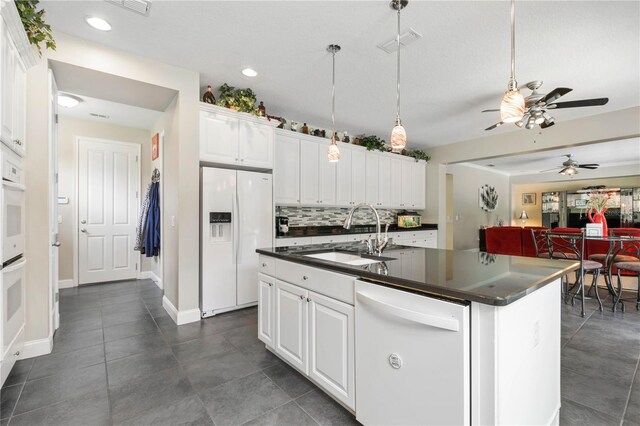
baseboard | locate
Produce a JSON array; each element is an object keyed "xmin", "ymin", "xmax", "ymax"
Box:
[
  {"xmin": 58, "ymin": 279, "xmax": 75, "ymax": 289},
  {"xmin": 139, "ymin": 271, "xmax": 163, "ymax": 290},
  {"xmin": 162, "ymin": 296, "xmax": 200, "ymax": 325},
  {"xmin": 19, "ymin": 336, "xmax": 53, "ymax": 359}
]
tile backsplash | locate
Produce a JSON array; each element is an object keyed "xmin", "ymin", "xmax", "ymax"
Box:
[{"xmin": 277, "ymin": 206, "xmax": 402, "ymax": 227}]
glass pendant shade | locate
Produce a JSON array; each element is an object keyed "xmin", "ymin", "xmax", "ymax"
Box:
[
  {"xmin": 500, "ymin": 89, "xmax": 525, "ymax": 123},
  {"xmin": 328, "ymin": 137, "xmax": 340, "ymax": 162},
  {"xmin": 391, "ymin": 122, "xmax": 407, "ymax": 152}
]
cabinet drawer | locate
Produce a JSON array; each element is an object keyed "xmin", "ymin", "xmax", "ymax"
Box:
[
  {"xmin": 2, "ymin": 144, "xmax": 23, "ymax": 184},
  {"xmin": 275, "ymin": 238, "xmax": 312, "ymax": 248},
  {"xmin": 310, "ymin": 235, "xmax": 349, "ymax": 245},
  {"xmin": 258, "ymin": 255, "xmax": 276, "ymax": 276},
  {"xmin": 275, "ymin": 259, "xmax": 355, "ymax": 305}
]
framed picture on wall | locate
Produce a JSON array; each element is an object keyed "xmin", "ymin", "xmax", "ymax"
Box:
[
  {"xmin": 522, "ymin": 193, "xmax": 536, "ymax": 205},
  {"xmin": 152, "ymin": 133, "xmax": 159, "ymax": 160}
]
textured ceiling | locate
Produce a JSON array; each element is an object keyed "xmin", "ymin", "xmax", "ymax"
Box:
[{"xmin": 41, "ymin": 1, "xmax": 640, "ymax": 148}]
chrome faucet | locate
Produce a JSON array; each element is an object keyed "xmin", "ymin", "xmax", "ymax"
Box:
[{"xmin": 343, "ymin": 203, "xmax": 389, "ymax": 255}]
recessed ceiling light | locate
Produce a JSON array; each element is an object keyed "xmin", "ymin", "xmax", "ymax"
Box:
[
  {"xmin": 57, "ymin": 94, "xmax": 83, "ymax": 108},
  {"xmin": 85, "ymin": 16, "xmax": 112, "ymax": 31},
  {"xmin": 242, "ymin": 68, "xmax": 258, "ymax": 77}
]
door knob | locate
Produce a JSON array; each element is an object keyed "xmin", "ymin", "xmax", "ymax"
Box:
[
  {"xmin": 52, "ymin": 241, "xmax": 61, "ymax": 247},
  {"xmin": 80, "ymin": 228, "xmax": 87, "ymax": 233},
  {"xmin": 81, "ymin": 220, "xmax": 86, "ymax": 224}
]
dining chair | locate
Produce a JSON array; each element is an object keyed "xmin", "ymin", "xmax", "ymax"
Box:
[
  {"xmin": 611, "ymin": 231, "xmax": 640, "ymax": 311},
  {"xmin": 530, "ymin": 228, "xmax": 550, "ymax": 258},
  {"xmin": 546, "ymin": 231, "xmax": 603, "ymax": 316}
]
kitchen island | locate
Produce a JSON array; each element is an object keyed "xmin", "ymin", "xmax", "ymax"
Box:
[{"xmin": 256, "ymin": 243, "xmax": 579, "ymax": 425}]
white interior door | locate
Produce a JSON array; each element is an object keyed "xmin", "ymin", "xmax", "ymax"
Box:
[
  {"xmin": 78, "ymin": 138, "xmax": 139, "ymax": 284},
  {"xmin": 48, "ymin": 70, "xmax": 60, "ymax": 330}
]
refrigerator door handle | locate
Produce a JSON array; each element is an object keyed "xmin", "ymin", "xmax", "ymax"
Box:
[
  {"xmin": 236, "ymin": 191, "xmax": 241, "ymax": 264},
  {"xmin": 231, "ymin": 193, "xmax": 237, "ymax": 264}
]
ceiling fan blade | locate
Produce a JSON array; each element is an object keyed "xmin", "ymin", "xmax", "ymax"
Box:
[
  {"xmin": 540, "ymin": 120, "xmax": 555, "ymax": 129},
  {"xmin": 481, "ymin": 109, "xmax": 500, "ymax": 113},
  {"xmin": 485, "ymin": 122, "xmax": 503, "ymax": 131},
  {"xmin": 541, "ymin": 87, "xmax": 572, "ymax": 105},
  {"xmin": 547, "ymin": 98, "xmax": 609, "ymax": 109},
  {"xmin": 577, "ymin": 164, "xmax": 599, "ymax": 169}
]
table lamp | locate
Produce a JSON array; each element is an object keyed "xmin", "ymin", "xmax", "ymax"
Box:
[{"xmin": 519, "ymin": 210, "xmax": 529, "ymax": 227}]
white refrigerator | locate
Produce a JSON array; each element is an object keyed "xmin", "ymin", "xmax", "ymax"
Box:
[{"xmin": 200, "ymin": 167, "xmax": 273, "ymax": 317}]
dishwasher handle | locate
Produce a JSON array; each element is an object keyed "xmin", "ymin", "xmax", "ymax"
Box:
[{"xmin": 356, "ymin": 291, "xmax": 460, "ymax": 332}]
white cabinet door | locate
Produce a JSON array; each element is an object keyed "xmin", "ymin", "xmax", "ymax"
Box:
[
  {"xmin": 351, "ymin": 150, "xmax": 366, "ymax": 205},
  {"xmin": 390, "ymin": 157, "xmax": 402, "ymax": 208},
  {"xmin": 300, "ymin": 140, "xmax": 319, "ymax": 205},
  {"xmin": 378, "ymin": 155, "xmax": 391, "ymax": 208},
  {"xmin": 274, "ymin": 135, "xmax": 300, "ymax": 205},
  {"xmin": 318, "ymin": 145, "xmax": 336, "ymax": 205},
  {"xmin": 308, "ymin": 291, "xmax": 355, "ymax": 410},
  {"xmin": 11, "ymin": 56, "xmax": 25, "ymax": 156},
  {"xmin": 238, "ymin": 121, "xmax": 273, "ymax": 168},
  {"xmin": 335, "ymin": 145, "xmax": 352, "ymax": 207},
  {"xmin": 365, "ymin": 152, "xmax": 379, "ymax": 206},
  {"xmin": 400, "ymin": 159, "xmax": 413, "ymax": 208},
  {"xmin": 199, "ymin": 110, "xmax": 239, "ymax": 164},
  {"xmin": 275, "ymin": 280, "xmax": 308, "ymax": 373},
  {"xmin": 412, "ymin": 161, "xmax": 426, "ymax": 209},
  {"xmin": 258, "ymin": 274, "xmax": 275, "ymax": 349},
  {"xmin": 1, "ymin": 19, "xmax": 15, "ymax": 146}
]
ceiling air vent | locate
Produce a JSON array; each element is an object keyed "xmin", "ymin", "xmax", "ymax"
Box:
[
  {"xmin": 105, "ymin": 0, "xmax": 152, "ymax": 16},
  {"xmin": 89, "ymin": 113, "xmax": 110, "ymax": 119},
  {"xmin": 377, "ymin": 28, "xmax": 423, "ymax": 53}
]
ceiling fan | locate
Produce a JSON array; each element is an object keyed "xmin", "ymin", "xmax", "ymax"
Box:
[
  {"xmin": 540, "ymin": 154, "xmax": 600, "ymax": 176},
  {"xmin": 483, "ymin": 81, "xmax": 609, "ymax": 131}
]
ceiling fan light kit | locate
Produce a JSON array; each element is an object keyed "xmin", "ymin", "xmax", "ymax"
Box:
[
  {"xmin": 327, "ymin": 44, "xmax": 341, "ymax": 162},
  {"xmin": 390, "ymin": 0, "xmax": 408, "ymax": 153}
]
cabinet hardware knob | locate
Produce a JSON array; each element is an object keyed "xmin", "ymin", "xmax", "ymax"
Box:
[
  {"xmin": 52, "ymin": 241, "xmax": 61, "ymax": 247},
  {"xmin": 14, "ymin": 350, "xmax": 20, "ymax": 356},
  {"xmin": 306, "ymin": 297, "xmax": 311, "ymax": 302},
  {"xmin": 235, "ymin": 158, "xmax": 239, "ymax": 161},
  {"xmin": 303, "ymin": 275, "xmax": 308, "ymax": 280},
  {"xmin": 268, "ymin": 283, "xmax": 273, "ymax": 287},
  {"xmin": 262, "ymin": 263, "xmax": 267, "ymax": 267},
  {"xmin": 80, "ymin": 228, "xmax": 87, "ymax": 233},
  {"xmin": 299, "ymin": 295, "xmax": 305, "ymax": 300},
  {"xmin": 81, "ymin": 220, "xmax": 87, "ymax": 224}
]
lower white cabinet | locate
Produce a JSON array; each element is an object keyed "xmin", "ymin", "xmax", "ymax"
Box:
[
  {"xmin": 274, "ymin": 279, "xmax": 308, "ymax": 373},
  {"xmin": 1, "ymin": 258, "xmax": 26, "ymax": 386},
  {"xmin": 258, "ymin": 274, "xmax": 275, "ymax": 349},
  {"xmin": 259, "ymin": 259, "xmax": 356, "ymax": 410},
  {"xmin": 308, "ymin": 291, "xmax": 355, "ymax": 409}
]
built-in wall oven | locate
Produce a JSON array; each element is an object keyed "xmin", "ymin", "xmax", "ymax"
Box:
[{"xmin": 2, "ymin": 146, "xmax": 25, "ymax": 267}]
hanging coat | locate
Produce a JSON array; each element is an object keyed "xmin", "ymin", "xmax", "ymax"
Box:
[
  {"xmin": 144, "ymin": 181, "xmax": 161, "ymax": 257},
  {"xmin": 134, "ymin": 183, "xmax": 152, "ymax": 251}
]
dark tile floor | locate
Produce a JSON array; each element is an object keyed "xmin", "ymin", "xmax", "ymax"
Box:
[{"xmin": 0, "ymin": 279, "xmax": 638, "ymax": 425}]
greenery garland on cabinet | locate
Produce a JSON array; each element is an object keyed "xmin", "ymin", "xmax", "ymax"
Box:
[{"xmin": 16, "ymin": 0, "xmax": 56, "ymax": 55}]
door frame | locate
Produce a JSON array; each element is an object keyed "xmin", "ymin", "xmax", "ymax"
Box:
[
  {"xmin": 73, "ymin": 136, "xmax": 141, "ymax": 286},
  {"xmin": 48, "ymin": 69, "xmax": 59, "ymax": 335}
]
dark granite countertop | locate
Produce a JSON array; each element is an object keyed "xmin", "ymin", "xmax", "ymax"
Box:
[
  {"xmin": 276, "ymin": 224, "xmax": 437, "ymax": 239},
  {"xmin": 256, "ymin": 242, "xmax": 579, "ymax": 306}
]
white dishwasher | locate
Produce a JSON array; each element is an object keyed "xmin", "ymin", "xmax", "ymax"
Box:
[{"xmin": 355, "ymin": 280, "xmax": 470, "ymax": 425}]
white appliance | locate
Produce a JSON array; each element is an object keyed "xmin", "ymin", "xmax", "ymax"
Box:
[
  {"xmin": 355, "ymin": 280, "xmax": 470, "ymax": 426},
  {"xmin": 200, "ymin": 167, "xmax": 273, "ymax": 317},
  {"xmin": 2, "ymin": 145, "xmax": 25, "ymax": 267}
]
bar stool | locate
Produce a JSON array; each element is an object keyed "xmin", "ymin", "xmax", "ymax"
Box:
[
  {"xmin": 546, "ymin": 231, "xmax": 603, "ymax": 316},
  {"xmin": 612, "ymin": 235, "xmax": 640, "ymax": 311}
]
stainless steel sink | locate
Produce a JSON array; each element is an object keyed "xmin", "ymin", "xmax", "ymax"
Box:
[{"xmin": 303, "ymin": 251, "xmax": 384, "ymax": 266}]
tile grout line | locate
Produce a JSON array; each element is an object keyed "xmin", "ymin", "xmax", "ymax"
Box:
[{"xmin": 619, "ymin": 351, "xmax": 640, "ymax": 426}]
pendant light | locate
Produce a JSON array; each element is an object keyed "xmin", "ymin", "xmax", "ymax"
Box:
[
  {"xmin": 500, "ymin": 0, "xmax": 525, "ymax": 123},
  {"xmin": 390, "ymin": 0, "xmax": 408, "ymax": 153},
  {"xmin": 327, "ymin": 44, "xmax": 341, "ymax": 162}
]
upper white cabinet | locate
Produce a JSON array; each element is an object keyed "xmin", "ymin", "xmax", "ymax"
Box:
[
  {"xmin": 273, "ymin": 129, "xmax": 427, "ymax": 210},
  {"xmin": 0, "ymin": 6, "xmax": 32, "ymax": 158},
  {"xmin": 199, "ymin": 104, "xmax": 274, "ymax": 169},
  {"xmin": 274, "ymin": 134, "xmax": 300, "ymax": 205}
]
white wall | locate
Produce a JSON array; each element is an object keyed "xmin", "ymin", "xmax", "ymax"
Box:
[
  {"xmin": 447, "ymin": 164, "xmax": 510, "ymax": 250},
  {"xmin": 57, "ymin": 116, "xmax": 152, "ymax": 283},
  {"xmin": 24, "ymin": 32, "xmax": 200, "ymax": 349}
]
